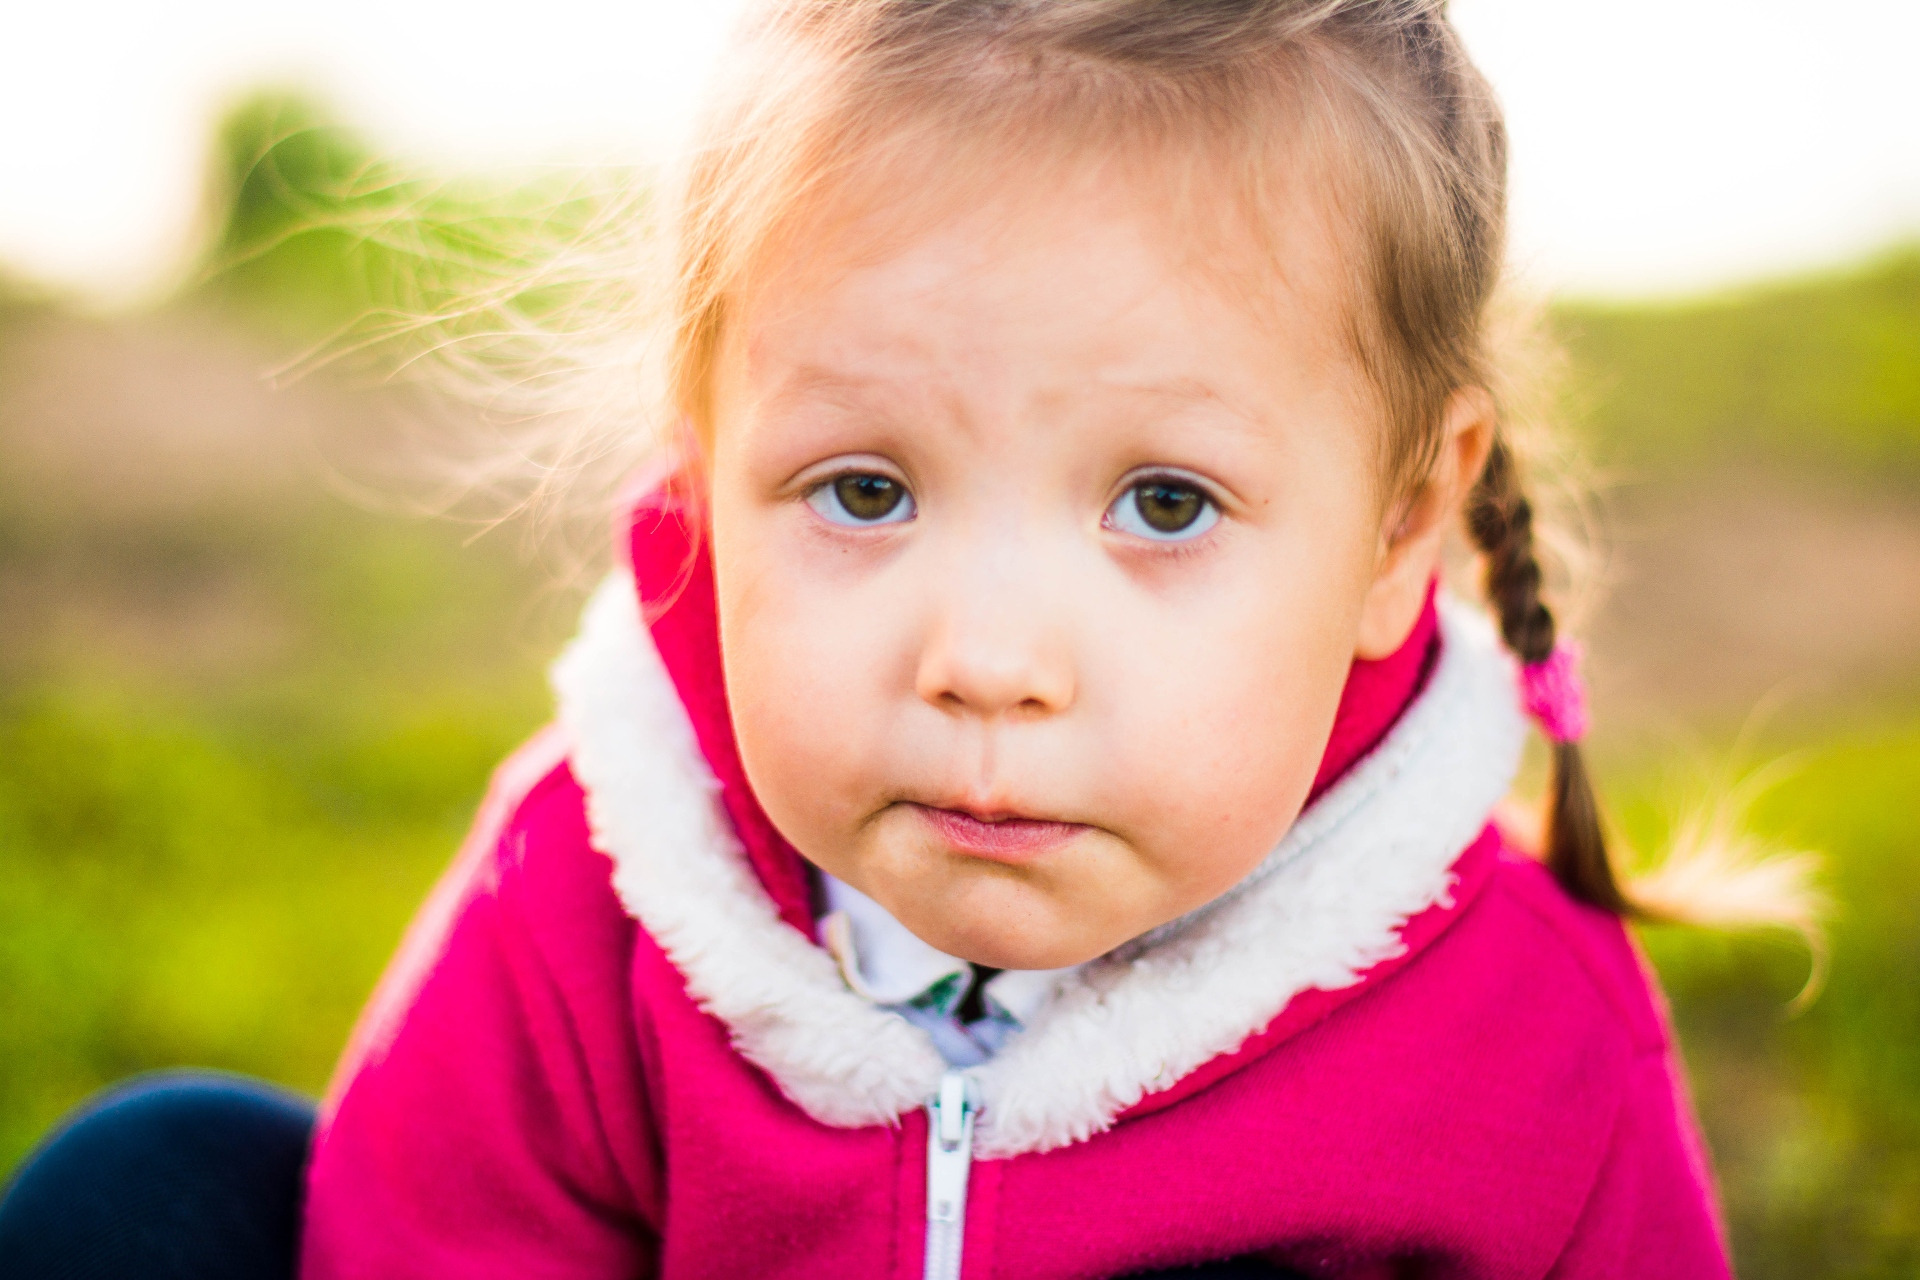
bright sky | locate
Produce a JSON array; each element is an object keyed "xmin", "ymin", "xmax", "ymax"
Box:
[{"xmin": 4, "ymin": 0, "xmax": 1917, "ymax": 302}]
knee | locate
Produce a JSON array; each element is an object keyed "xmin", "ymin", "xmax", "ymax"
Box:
[
  {"xmin": 0, "ymin": 1070, "xmax": 315, "ymax": 1280},
  {"xmin": 8, "ymin": 1070, "xmax": 314, "ymax": 1196}
]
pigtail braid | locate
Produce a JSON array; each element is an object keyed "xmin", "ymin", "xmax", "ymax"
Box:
[{"xmin": 1466, "ymin": 437, "xmax": 1633, "ymax": 916}]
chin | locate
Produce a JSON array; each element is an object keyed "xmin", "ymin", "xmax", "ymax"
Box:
[
  {"xmin": 906, "ymin": 893, "xmax": 1120, "ymax": 971},
  {"xmin": 949, "ymin": 934, "xmax": 1099, "ymax": 971},
  {"xmin": 853, "ymin": 826, "xmax": 1154, "ymax": 968}
]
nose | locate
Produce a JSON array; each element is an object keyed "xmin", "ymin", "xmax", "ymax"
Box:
[{"xmin": 914, "ymin": 573, "xmax": 1077, "ymax": 719}]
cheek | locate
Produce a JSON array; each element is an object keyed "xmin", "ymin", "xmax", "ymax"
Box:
[
  {"xmin": 1095, "ymin": 518, "xmax": 1377, "ymax": 886},
  {"xmin": 1165, "ymin": 629, "xmax": 1346, "ymax": 838},
  {"xmin": 712, "ymin": 511, "xmax": 912, "ymax": 838}
]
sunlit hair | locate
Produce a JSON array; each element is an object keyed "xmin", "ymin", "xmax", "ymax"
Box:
[
  {"xmin": 400, "ymin": 0, "xmax": 1819, "ymax": 940},
  {"xmin": 670, "ymin": 0, "xmax": 1500, "ymax": 496},
  {"xmin": 635, "ymin": 0, "xmax": 1815, "ymax": 936}
]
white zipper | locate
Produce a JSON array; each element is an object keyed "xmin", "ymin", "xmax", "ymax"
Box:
[{"xmin": 923, "ymin": 1070, "xmax": 977, "ymax": 1280}]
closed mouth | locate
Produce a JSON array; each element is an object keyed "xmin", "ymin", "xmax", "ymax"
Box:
[{"xmin": 909, "ymin": 803, "xmax": 1088, "ymax": 862}]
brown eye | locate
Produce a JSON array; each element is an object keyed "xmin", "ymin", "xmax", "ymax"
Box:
[
  {"xmin": 1135, "ymin": 483, "xmax": 1203, "ymax": 533},
  {"xmin": 1107, "ymin": 477, "xmax": 1221, "ymax": 542},
  {"xmin": 808, "ymin": 472, "xmax": 915, "ymax": 526},
  {"xmin": 836, "ymin": 474, "xmax": 904, "ymax": 520}
]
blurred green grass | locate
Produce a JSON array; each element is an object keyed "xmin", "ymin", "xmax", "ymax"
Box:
[
  {"xmin": 0, "ymin": 493, "xmax": 561, "ymax": 1171},
  {"xmin": 1556, "ymin": 247, "xmax": 1920, "ymax": 484},
  {"xmin": 1553, "ymin": 241, "xmax": 1920, "ymax": 1275},
  {"xmin": 193, "ymin": 91, "xmax": 632, "ymax": 349},
  {"xmin": 1622, "ymin": 726, "xmax": 1920, "ymax": 1276},
  {"xmin": 3, "ymin": 91, "xmax": 1919, "ymax": 1279}
]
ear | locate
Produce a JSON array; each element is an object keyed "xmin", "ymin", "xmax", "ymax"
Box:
[{"xmin": 1353, "ymin": 387, "xmax": 1496, "ymax": 659}]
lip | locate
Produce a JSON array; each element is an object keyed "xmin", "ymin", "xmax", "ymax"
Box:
[{"xmin": 911, "ymin": 804, "xmax": 1088, "ymax": 864}]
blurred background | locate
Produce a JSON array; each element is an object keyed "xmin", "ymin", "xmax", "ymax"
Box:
[{"xmin": 2, "ymin": 1, "xmax": 1917, "ymax": 1274}]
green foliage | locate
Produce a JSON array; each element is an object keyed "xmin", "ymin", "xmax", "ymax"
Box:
[
  {"xmin": 1556, "ymin": 247, "xmax": 1920, "ymax": 482},
  {"xmin": 1624, "ymin": 726, "xmax": 1920, "ymax": 1277},
  {"xmin": 0, "ymin": 493, "xmax": 558, "ymax": 1174},
  {"xmin": 195, "ymin": 89, "xmax": 630, "ymax": 345},
  {"xmin": 1554, "ymin": 248, "xmax": 1920, "ymax": 1277},
  {"xmin": 0, "ymin": 687, "xmax": 475, "ymax": 1162},
  {"xmin": 196, "ymin": 92, "xmax": 407, "ymax": 336}
]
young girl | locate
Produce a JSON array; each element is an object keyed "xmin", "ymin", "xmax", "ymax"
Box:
[{"xmin": 20, "ymin": 1, "xmax": 1753, "ymax": 1276}]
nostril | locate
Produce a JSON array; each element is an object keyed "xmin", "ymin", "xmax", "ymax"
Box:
[{"xmin": 915, "ymin": 628, "xmax": 1075, "ymax": 717}]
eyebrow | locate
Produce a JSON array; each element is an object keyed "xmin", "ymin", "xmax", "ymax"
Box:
[
  {"xmin": 755, "ymin": 360, "xmax": 974, "ymax": 435},
  {"xmin": 772, "ymin": 364, "xmax": 1234, "ymax": 407},
  {"xmin": 760, "ymin": 362, "xmax": 917, "ymax": 410},
  {"xmin": 1091, "ymin": 373, "xmax": 1227, "ymax": 405},
  {"xmin": 760, "ymin": 360, "xmax": 1269, "ymax": 443},
  {"xmin": 1084, "ymin": 373, "xmax": 1273, "ymax": 440}
]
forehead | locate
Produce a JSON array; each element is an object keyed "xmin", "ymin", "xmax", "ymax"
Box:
[
  {"xmin": 705, "ymin": 151, "xmax": 1384, "ymax": 507},
  {"xmin": 738, "ymin": 194, "xmax": 1244, "ymax": 413},
  {"xmin": 726, "ymin": 132, "xmax": 1362, "ymax": 382}
]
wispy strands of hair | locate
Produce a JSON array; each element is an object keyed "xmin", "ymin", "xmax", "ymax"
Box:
[{"xmin": 385, "ymin": 0, "xmax": 1821, "ymax": 944}]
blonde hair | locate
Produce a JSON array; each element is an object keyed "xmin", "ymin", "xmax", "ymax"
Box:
[
  {"xmin": 670, "ymin": 0, "xmax": 1641, "ymax": 912},
  {"xmin": 668, "ymin": 0, "xmax": 1504, "ymax": 488},
  {"xmin": 431, "ymin": 0, "xmax": 1819, "ymax": 937}
]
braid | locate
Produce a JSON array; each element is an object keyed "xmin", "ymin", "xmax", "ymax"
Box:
[{"xmin": 1467, "ymin": 437, "xmax": 1634, "ymax": 916}]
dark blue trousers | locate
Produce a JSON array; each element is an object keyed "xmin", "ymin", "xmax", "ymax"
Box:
[
  {"xmin": 0, "ymin": 1071, "xmax": 1293, "ymax": 1279},
  {"xmin": 0, "ymin": 1072, "xmax": 313, "ymax": 1280}
]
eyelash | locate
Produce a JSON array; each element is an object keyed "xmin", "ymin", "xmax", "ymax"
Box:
[
  {"xmin": 1103, "ymin": 472, "xmax": 1226, "ymax": 545},
  {"xmin": 796, "ymin": 465, "xmax": 1228, "ymax": 548},
  {"xmin": 802, "ymin": 468, "xmax": 917, "ymax": 528},
  {"xmin": 1122, "ymin": 524, "xmax": 1217, "ymax": 563}
]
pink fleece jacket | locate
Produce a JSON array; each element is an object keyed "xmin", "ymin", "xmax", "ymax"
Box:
[{"xmin": 301, "ymin": 492, "xmax": 1731, "ymax": 1279}]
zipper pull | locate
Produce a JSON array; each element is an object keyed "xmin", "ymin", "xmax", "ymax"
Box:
[{"xmin": 924, "ymin": 1070, "xmax": 977, "ymax": 1280}]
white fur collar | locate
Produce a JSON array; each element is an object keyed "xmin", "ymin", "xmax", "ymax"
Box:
[{"xmin": 552, "ymin": 574, "xmax": 1526, "ymax": 1158}]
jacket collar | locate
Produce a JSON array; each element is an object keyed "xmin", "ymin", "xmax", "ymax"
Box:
[{"xmin": 624, "ymin": 481, "xmax": 818, "ymax": 938}]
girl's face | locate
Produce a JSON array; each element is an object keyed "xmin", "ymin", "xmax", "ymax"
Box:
[{"xmin": 707, "ymin": 168, "xmax": 1482, "ymax": 969}]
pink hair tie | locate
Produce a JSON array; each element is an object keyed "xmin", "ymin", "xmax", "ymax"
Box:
[{"xmin": 1519, "ymin": 641, "xmax": 1589, "ymax": 743}]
